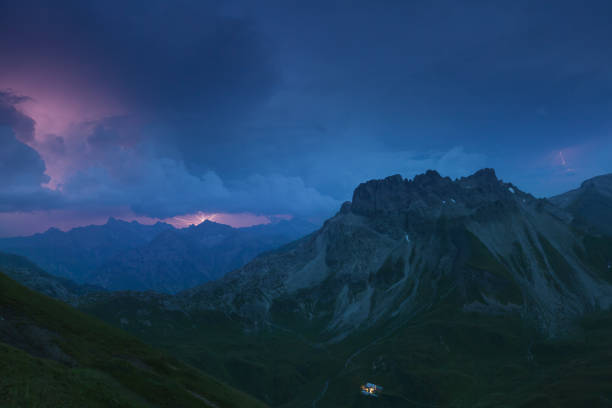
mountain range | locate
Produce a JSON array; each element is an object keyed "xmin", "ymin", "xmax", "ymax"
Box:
[
  {"xmin": 182, "ymin": 169, "xmax": 612, "ymax": 337},
  {"xmin": 0, "ymin": 217, "xmax": 318, "ymax": 293},
  {"xmin": 0, "ymin": 218, "xmax": 172, "ymax": 283},
  {"xmin": 4, "ymin": 168, "xmax": 612, "ymax": 407}
]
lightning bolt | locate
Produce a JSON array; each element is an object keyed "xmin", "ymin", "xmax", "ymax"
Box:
[{"xmin": 559, "ymin": 151, "xmax": 567, "ymax": 166}]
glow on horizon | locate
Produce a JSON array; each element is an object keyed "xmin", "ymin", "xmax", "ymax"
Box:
[
  {"xmin": 163, "ymin": 211, "xmax": 283, "ymax": 228},
  {"xmin": 0, "ymin": 209, "xmax": 293, "ymax": 238}
]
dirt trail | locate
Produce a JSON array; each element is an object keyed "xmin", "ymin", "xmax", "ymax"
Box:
[
  {"xmin": 311, "ymin": 380, "xmax": 329, "ymax": 408},
  {"xmin": 188, "ymin": 390, "xmax": 220, "ymax": 408}
]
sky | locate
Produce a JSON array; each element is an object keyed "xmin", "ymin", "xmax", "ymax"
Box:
[{"xmin": 1, "ymin": 0, "xmax": 612, "ymax": 237}]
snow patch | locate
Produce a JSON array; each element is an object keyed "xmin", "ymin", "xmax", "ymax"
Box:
[{"xmin": 508, "ymin": 187, "xmax": 515, "ymax": 194}]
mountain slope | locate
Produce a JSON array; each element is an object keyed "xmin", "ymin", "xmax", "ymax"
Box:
[
  {"xmin": 82, "ymin": 283, "xmax": 612, "ymax": 407},
  {"xmin": 0, "ymin": 251, "xmax": 104, "ymax": 305},
  {"xmin": 0, "ymin": 270, "xmax": 267, "ymax": 408},
  {"xmin": 550, "ymin": 173, "xmax": 612, "ymax": 236}
]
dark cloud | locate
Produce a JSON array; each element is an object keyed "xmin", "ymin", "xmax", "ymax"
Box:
[
  {"xmin": 0, "ymin": 0, "xmax": 276, "ymax": 115},
  {"xmin": 0, "ymin": 114, "xmax": 338, "ymax": 219},
  {"xmin": 0, "ymin": 0, "xmax": 280, "ymax": 180},
  {"xmin": 0, "ymin": 126, "xmax": 48, "ymax": 188},
  {"xmin": 0, "ymin": 126, "xmax": 61, "ymax": 212},
  {"xmin": 58, "ymin": 123, "xmax": 341, "ymax": 218},
  {"xmin": 160, "ymin": 0, "xmax": 612, "ymax": 188},
  {"xmin": 0, "ymin": 92, "xmax": 45, "ymax": 190},
  {"xmin": 0, "ymin": 91, "xmax": 35, "ymax": 143}
]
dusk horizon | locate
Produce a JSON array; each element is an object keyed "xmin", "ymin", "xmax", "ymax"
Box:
[{"xmin": 0, "ymin": 166, "xmax": 606, "ymax": 238}]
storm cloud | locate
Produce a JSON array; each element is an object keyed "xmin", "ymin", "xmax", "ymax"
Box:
[
  {"xmin": 0, "ymin": 91, "xmax": 35, "ymax": 143},
  {"xmin": 1, "ymin": 1, "xmax": 612, "ymax": 235},
  {"xmin": 0, "ymin": 126, "xmax": 60, "ymax": 212}
]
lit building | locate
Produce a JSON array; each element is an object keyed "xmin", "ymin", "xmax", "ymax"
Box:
[{"xmin": 360, "ymin": 382, "xmax": 383, "ymax": 397}]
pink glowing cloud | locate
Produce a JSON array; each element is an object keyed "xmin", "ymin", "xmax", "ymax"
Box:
[
  {"xmin": 0, "ymin": 65, "xmax": 319, "ymax": 237},
  {"xmin": 0, "ymin": 83, "xmax": 287, "ymax": 236},
  {"xmin": 0, "ymin": 69, "xmax": 126, "ymax": 188}
]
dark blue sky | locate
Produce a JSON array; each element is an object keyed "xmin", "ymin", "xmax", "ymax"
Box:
[{"xmin": 1, "ymin": 0, "xmax": 611, "ymax": 236}]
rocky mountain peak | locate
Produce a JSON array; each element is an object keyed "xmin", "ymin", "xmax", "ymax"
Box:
[
  {"xmin": 412, "ymin": 169, "xmax": 443, "ymax": 185},
  {"xmin": 458, "ymin": 167, "xmax": 499, "ymax": 187},
  {"xmin": 351, "ymin": 168, "xmax": 524, "ymax": 217},
  {"xmin": 191, "ymin": 219, "xmax": 234, "ymax": 234}
]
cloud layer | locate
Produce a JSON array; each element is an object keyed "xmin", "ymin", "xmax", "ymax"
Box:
[{"xmin": 1, "ymin": 1, "xmax": 612, "ymax": 236}]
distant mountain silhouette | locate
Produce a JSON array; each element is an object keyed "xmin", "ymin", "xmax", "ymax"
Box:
[
  {"xmin": 0, "ymin": 217, "xmax": 318, "ymax": 293},
  {"xmin": 91, "ymin": 218, "xmax": 318, "ymax": 292},
  {"xmin": 0, "ymin": 218, "xmax": 173, "ymax": 283}
]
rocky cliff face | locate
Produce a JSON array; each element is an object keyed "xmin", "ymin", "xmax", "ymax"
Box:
[
  {"xmin": 184, "ymin": 169, "xmax": 612, "ymax": 338},
  {"xmin": 351, "ymin": 168, "xmax": 517, "ymax": 216}
]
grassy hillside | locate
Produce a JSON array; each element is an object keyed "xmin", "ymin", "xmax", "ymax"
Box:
[
  {"xmin": 80, "ymin": 293, "xmax": 336, "ymax": 408},
  {"xmin": 0, "ymin": 251, "xmax": 103, "ymax": 305},
  {"xmin": 0, "ymin": 270, "xmax": 267, "ymax": 408},
  {"xmin": 319, "ymin": 307, "xmax": 612, "ymax": 408}
]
